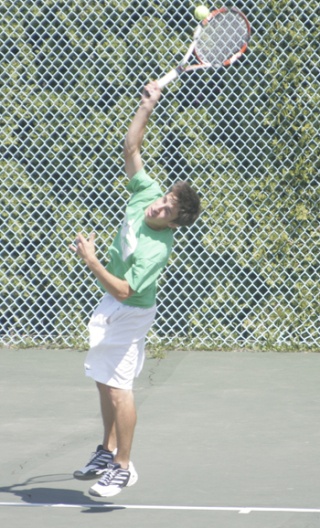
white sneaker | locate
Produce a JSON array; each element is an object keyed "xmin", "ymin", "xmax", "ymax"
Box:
[
  {"xmin": 89, "ymin": 461, "xmax": 138, "ymax": 497},
  {"xmin": 73, "ymin": 445, "xmax": 115, "ymax": 480}
]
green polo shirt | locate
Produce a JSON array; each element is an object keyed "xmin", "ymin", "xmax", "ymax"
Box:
[{"xmin": 105, "ymin": 169, "xmax": 174, "ymax": 308}]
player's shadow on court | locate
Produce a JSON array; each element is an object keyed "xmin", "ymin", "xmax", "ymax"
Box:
[{"xmin": 0, "ymin": 474, "xmax": 124, "ymax": 514}]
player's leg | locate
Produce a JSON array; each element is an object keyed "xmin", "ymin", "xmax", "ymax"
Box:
[
  {"xmin": 97, "ymin": 381, "xmax": 138, "ymax": 466},
  {"xmin": 97, "ymin": 381, "xmax": 117, "ymax": 452},
  {"xmin": 89, "ymin": 385, "xmax": 138, "ymax": 497},
  {"xmin": 106, "ymin": 385, "xmax": 137, "ymax": 469},
  {"xmin": 72, "ymin": 381, "xmax": 116, "ymax": 481},
  {"xmin": 73, "ymin": 382, "xmax": 118, "ymax": 480}
]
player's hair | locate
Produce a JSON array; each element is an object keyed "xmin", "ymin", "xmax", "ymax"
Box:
[{"xmin": 169, "ymin": 181, "xmax": 202, "ymax": 227}]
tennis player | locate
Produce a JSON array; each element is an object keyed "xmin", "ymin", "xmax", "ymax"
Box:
[{"xmin": 70, "ymin": 81, "xmax": 201, "ymax": 497}]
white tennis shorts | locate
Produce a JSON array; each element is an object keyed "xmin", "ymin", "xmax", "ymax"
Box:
[{"xmin": 84, "ymin": 293, "xmax": 157, "ymax": 390}]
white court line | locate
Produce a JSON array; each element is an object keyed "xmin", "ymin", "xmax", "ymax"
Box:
[{"xmin": 0, "ymin": 502, "xmax": 320, "ymax": 514}]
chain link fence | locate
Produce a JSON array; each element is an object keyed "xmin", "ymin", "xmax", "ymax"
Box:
[{"xmin": 1, "ymin": 0, "xmax": 319, "ymax": 349}]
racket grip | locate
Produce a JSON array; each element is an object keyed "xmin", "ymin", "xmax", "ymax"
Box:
[{"xmin": 156, "ymin": 69, "xmax": 179, "ymax": 89}]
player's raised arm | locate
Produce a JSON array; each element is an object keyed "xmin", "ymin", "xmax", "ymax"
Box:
[{"xmin": 123, "ymin": 82, "xmax": 162, "ymax": 180}]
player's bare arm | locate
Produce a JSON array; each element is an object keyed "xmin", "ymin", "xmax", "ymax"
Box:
[
  {"xmin": 124, "ymin": 82, "xmax": 162, "ymax": 180},
  {"xmin": 69, "ymin": 233, "xmax": 134, "ymax": 301}
]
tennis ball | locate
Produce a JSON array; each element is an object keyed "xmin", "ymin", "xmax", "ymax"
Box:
[{"xmin": 194, "ymin": 5, "xmax": 210, "ymax": 21}]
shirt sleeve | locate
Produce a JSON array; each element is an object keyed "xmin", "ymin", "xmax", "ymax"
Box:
[{"xmin": 127, "ymin": 169, "xmax": 161, "ymax": 194}]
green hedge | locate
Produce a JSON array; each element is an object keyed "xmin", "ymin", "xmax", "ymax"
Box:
[{"xmin": 1, "ymin": 0, "xmax": 319, "ymax": 348}]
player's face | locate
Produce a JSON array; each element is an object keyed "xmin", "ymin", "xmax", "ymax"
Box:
[{"xmin": 144, "ymin": 192, "xmax": 180, "ymax": 230}]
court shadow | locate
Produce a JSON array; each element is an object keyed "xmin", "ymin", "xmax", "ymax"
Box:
[{"xmin": 0, "ymin": 475, "xmax": 124, "ymax": 514}]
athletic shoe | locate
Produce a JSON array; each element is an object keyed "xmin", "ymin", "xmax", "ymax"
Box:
[
  {"xmin": 89, "ymin": 461, "xmax": 138, "ymax": 497},
  {"xmin": 73, "ymin": 445, "xmax": 115, "ymax": 480}
]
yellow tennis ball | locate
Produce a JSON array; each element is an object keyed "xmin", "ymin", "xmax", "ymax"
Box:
[{"xmin": 194, "ymin": 5, "xmax": 210, "ymax": 21}]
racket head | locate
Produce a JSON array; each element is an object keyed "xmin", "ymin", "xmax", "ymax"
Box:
[{"xmin": 194, "ymin": 7, "xmax": 251, "ymax": 68}]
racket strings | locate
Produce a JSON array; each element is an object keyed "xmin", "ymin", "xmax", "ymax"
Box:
[{"xmin": 196, "ymin": 12, "xmax": 249, "ymax": 67}]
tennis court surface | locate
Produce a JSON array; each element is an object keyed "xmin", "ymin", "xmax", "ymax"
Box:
[{"xmin": 1, "ymin": 347, "xmax": 319, "ymax": 528}]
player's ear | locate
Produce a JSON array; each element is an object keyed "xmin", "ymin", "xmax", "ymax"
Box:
[{"xmin": 168, "ymin": 221, "xmax": 179, "ymax": 229}]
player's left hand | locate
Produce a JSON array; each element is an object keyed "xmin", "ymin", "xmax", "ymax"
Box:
[{"xmin": 69, "ymin": 232, "xmax": 96, "ymax": 264}]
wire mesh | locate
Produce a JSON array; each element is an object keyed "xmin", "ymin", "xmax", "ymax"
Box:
[{"xmin": 1, "ymin": 0, "xmax": 319, "ymax": 348}]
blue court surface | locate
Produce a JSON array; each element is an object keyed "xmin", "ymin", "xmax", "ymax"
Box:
[{"xmin": 0, "ymin": 348, "xmax": 319, "ymax": 528}]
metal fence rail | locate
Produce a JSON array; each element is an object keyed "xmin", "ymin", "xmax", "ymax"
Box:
[{"xmin": 1, "ymin": 0, "xmax": 319, "ymax": 348}]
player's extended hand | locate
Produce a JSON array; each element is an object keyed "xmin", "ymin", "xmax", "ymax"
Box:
[
  {"xmin": 141, "ymin": 81, "xmax": 162, "ymax": 107},
  {"xmin": 69, "ymin": 232, "xmax": 96, "ymax": 265}
]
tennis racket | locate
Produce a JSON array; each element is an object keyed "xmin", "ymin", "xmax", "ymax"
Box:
[{"xmin": 156, "ymin": 6, "xmax": 251, "ymax": 88}]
